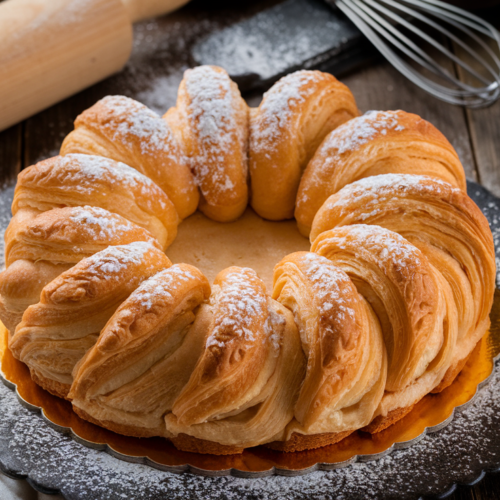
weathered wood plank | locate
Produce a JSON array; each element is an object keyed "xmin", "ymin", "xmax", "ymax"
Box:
[
  {"xmin": 451, "ymin": 470, "xmax": 500, "ymax": 500},
  {"xmin": 0, "ymin": 123, "xmax": 22, "ymax": 183},
  {"xmin": 22, "ymin": 81, "xmax": 113, "ymax": 169},
  {"xmin": 453, "ymin": 22, "xmax": 500, "ymax": 196}
]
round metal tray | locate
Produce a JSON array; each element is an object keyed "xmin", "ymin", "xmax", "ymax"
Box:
[{"xmin": 1, "ymin": 179, "xmax": 500, "ymax": 499}]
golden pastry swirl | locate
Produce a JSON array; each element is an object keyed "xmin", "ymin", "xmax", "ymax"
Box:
[
  {"xmin": 10, "ymin": 242, "xmax": 171, "ymax": 399},
  {"xmin": 165, "ymin": 66, "xmax": 249, "ymax": 222},
  {"xmin": 0, "ymin": 206, "xmax": 159, "ymax": 334},
  {"xmin": 69, "ymin": 264, "xmax": 210, "ymax": 438},
  {"xmin": 295, "ymin": 110, "xmax": 467, "ymax": 236},
  {"xmin": 311, "ymin": 224, "xmax": 458, "ymax": 426},
  {"xmin": 61, "ymin": 95, "xmax": 198, "ymax": 220},
  {"xmin": 13, "ymin": 153, "xmax": 179, "ymax": 249},
  {"xmin": 166, "ymin": 267, "xmax": 305, "ymax": 452},
  {"xmin": 271, "ymin": 252, "xmax": 386, "ymax": 450},
  {"xmin": 249, "ymin": 70, "xmax": 359, "ymax": 221}
]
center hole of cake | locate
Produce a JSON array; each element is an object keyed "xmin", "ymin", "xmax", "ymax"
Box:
[{"xmin": 167, "ymin": 208, "xmax": 310, "ymax": 290}]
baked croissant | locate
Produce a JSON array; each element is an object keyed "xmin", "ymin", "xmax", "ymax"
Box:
[
  {"xmin": 166, "ymin": 267, "xmax": 305, "ymax": 454},
  {"xmin": 60, "ymin": 95, "xmax": 198, "ymax": 220},
  {"xmin": 69, "ymin": 264, "xmax": 211, "ymax": 438},
  {"xmin": 0, "ymin": 206, "xmax": 159, "ymax": 334},
  {"xmin": 249, "ymin": 70, "xmax": 359, "ymax": 221},
  {"xmin": 310, "ymin": 174, "xmax": 496, "ymax": 393},
  {"xmin": 295, "ymin": 110, "xmax": 468, "ymax": 236},
  {"xmin": 311, "ymin": 224, "xmax": 457, "ymax": 432},
  {"xmin": 9, "ymin": 242, "xmax": 171, "ymax": 399},
  {"xmin": 12, "ymin": 153, "xmax": 179, "ymax": 249},
  {"xmin": 164, "ymin": 66, "xmax": 249, "ymax": 222},
  {"xmin": 269, "ymin": 252, "xmax": 387, "ymax": 451}
]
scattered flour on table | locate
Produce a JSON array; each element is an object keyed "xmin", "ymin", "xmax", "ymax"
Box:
[{"xmin": 136, "ymin": 72, "xmax": 187, "ymax": 116}]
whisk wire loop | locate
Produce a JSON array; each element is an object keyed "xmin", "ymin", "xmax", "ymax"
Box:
[
  {"xmin": 330, "ymin": 0, "xmax": 500, "ymax": 107},
  {"xmin": 378, "ymin": 0, "xmax": 499, "ymax": 83}
]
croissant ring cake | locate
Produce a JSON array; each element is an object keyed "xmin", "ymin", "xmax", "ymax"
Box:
[{"xmin": 0, "ymin": 65, "xmax": 495, "ymax": 455}]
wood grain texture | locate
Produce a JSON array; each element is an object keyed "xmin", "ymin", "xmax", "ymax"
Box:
[
  {"xmin": 0, "ymin": 0, "xmax": 133, "ymax": 132},
  {"xmin": 452, "ymin": 13, "xmax": 500, "ymax": 196},
  {"xmin": 0, "ymin": 124, "xmax": 22, "ymax": 184}
]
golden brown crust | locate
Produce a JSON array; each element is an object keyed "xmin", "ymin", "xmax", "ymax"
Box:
[
  {"xmin": 13, "ymin": 154, "xmax": 179, "ymax": 249},
  {"xmin": 70, "ymin": 264, "xmax": 210, "ymax": 400},
  {"xmin": 250, "ymin": 70, "xmax": 359, "ymax": 221},
  {"xmin": 309, "ymin": 174, "xmax": 495, "ymax": 400},
  {"xmin": 9, "ymin": 242, "xmax": 172, "ymax": 391},
  {"xmin": 0, "ymin": 205, "xmax": 162, "ymax": 338},
  {"xmin": 265, "ymin": 430, "xmax": 354, "ymax": 453},
  {"xmin": 165, "ymin": 281, "xmax": 306, "ymax": 450},
  {"xmin": 432, "ymin": 340, "xmax": 479, "ymax": 393},
  {"xmin": 30, "ymin": 368, "xmax": 71, "ymax": 400},
  {"xmin": 312, "ymin": 225, "xmax": 446, "ymax": 391},
  {"xmin": 61, "ymin": 95, "xmax": 198, "ymax": 220},
  {"xmin": 165, "ymin": 66, "xmax": 249, "ymax": 222},
  {"xmin": 171, "ymin": 267, "xmax": 271, "ymax": 426},
  {"xmin": 170, "ymin": 434, "xmax": 244, "ymax": 456},
  {"xmin": 296, "ymin": 110, "xmax": 467, "ymax": 236},
  {"xmin": 362, "ymin": 405, "xmax": 416, "ymax": 434},
  {"xmin": 0, "ymin": 259, "xmax": 71, "ymax": 334},
  {"xmin": 73, "ymin": 406, "xmax": 162, "ymax": 439},
  {"xmin": 272, "ymin": 252, "xmax": 386, "ymax": 435},
  {"xmin": 312, "ymin": 224, "xmax": 457, "ymax": 421},
  {"xmin": 69, "ymin": 265, "xmax": 211, "ymax": 438},
  {"xmin": 1, "ymin": 72, "xmax": 493, "ymax": 455},
  {"xmin": 5, "ymin": 205, "xmax": 160, "ymax": 267}
]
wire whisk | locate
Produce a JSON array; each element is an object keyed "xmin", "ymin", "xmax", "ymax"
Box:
[{"xmin": 328, "ymin": 0, "xmax": 500, "ymax": 107}]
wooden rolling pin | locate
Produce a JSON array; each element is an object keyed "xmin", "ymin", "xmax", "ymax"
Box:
[{"xmin": 0, "ymin": 0, "xmax": 189, "ymax": 132}]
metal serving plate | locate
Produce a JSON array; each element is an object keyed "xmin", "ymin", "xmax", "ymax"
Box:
[
  {"xmin": 2, "ymin": 321, "xmax": 500, "ymax": 478},
  {"xmin": 1, "ymin": 180, "xmax": 500, "ymax": 486}
]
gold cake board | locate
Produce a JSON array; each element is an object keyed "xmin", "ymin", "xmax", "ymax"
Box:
[{"xmin": 1, "ymin": 289, "xmax": 499, "ymax": 476}]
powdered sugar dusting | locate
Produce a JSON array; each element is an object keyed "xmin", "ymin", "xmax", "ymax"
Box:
[
  {"xmin": 43, "ymin": 154, "xmax": 167, "ymax": 210},
  {"xmin": 301, "ymin": 253, "xmax": 356, "ymax": 325},
  {"xmin": 99, "ymin": 96, "xmax": 178, "ymax": 157},
  {"xmin": 326, "ymin": 173, "xmax": 457, "ymax": 213},
  {"xmin": 67, "ymin": 206, "xmax": 146, "ymax": 242},
  {"xmin": 206, "ymin": 268, "xmax": 267, "ymax": 349},
  {"xmin": 317, "ymin": 224, "xmax": 422, "ymax": 271},
  {"xmin": 267, "ymin": 306, "xmax": 286, "ymax": 354},
  {"xmin": 2, "ymin": 357, "xmax": 500, "ymax": 499},
  {"xmin": 1, "ymin": 182, "xmax": 500, "ymax": 499},
  {"xmin": 133, "ymin": 265, "xmax": 196, "ymax": 311},
  {"xmin": 323, "ymin": 110, "xmax": 405, "ymax": 156},
  {"xmin": 75, "ymin": 242, "xmax": 160, "ymax": 281},
  {"xmin": 184, "ymin": 66, "xmax": 245, "ymax": 193},
  {"xmin": 251, "ymin": 70, "xmax": 320, "ymax": 152}
]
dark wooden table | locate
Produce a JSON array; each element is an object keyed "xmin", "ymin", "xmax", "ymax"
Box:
[{"xmin": 0, "ymin": 0, "xmax": 499, "ymax": 498}]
